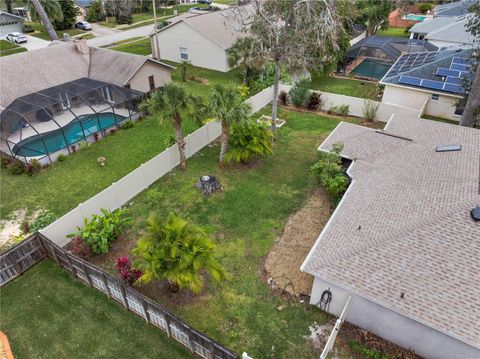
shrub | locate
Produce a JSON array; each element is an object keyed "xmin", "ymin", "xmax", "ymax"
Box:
[
  {"xmin": 7, "ymin": 159, "xmax": 25, "ymax": 175},
  {"xmin": 363, "ymin": 100, "xmax": 379, "ymax": 122},
  {"xmin": 116, "ymin": 13, "xmax": 133, "ymax": 25},
  {"xmin": 237, "ymin": 84, "xmax": 250, "ymax": 99},
  {"xmin": 115, "ymin": 256, "xmax": 142, "ymax": 286},
  {"xmin": 86, "ymin": 0, "xmax": 105, "ymax": 22},
  {"xmin": 278, "ymin": 90, "xmax": 288, "ymax": 106},
  {"xmin": 177, "ymin": 60, "xmax": 192, "ymax": 82},
  {"xmin": 311, "ymin": 143, "xmax": 349, "ymax": 204},
  {"xmin": 306, "ymin": 92, "xmax": 322, "ymax": 111},
  {"xmin": 68, "ymin": 208, "xmax": 131, "ymax": 255},
  {"xmin": 225, "ymin": 120, "xmax": 274, "ymax": 165},
  {"xmin": 419, "ymin": 3, "xmax": 433, "ymax": 14},
  {"xmin": 26, "ymin": 159, "xmax": 42, "ymax": 176},
  {"xmin": 252, "ymin": 63, "xmax": 291, "ymax": 93},
  {"xmin": 57, "ymin": 154, "xmax": 66, "ymax": 162},
  {"xmin": 164, "ymin": 133, "xmax": 177, "ymax": 147},
  {"xmin": 30, "ymin": 211, "xmax": 57, "ymax": 233},
  {"xmin": 71, "ymin": 145, "xmax": 77, "ymax": 153},
  {"xmin": 328, "ymin": 104, "xmax": 349, "ymax": 116},
  {"xmin": 110, "ymin": 129, "xmax": 117, "ymax": 135},
  {"xmin": 133, "ymin": 213, "xmax": 226, "ymax": 293},
  {"xmin": 1, "ymin": 155, "xmax": 12, "ymax": 168},
  {"xmin": 288, "ymin": 79, "xmax": 311, "ymax": 107},
  {"xmin": 121, "ymin": 120, "xmax": 135, "ymax": 129},
  {"xmin": 71, "ymin": 237, "xmax": 93, "ymax": 259},
  {"xmin": 78, "ymin": 141, "xmax": 91, "ymax": 150}
]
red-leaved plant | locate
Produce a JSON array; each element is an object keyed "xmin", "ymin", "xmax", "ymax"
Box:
[
  {"xmin": 71, "ymin": 237, "xmax": 93, "ymax": 258},
  {"xmin": 115, "ymin": 256, "xmax": 142, "ymax": 286}
]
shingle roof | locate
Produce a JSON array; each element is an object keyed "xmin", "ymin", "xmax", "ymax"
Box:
[
  {"xmin": 433, "ymin": 0, "xmax": 478, "ymax": 17},
  {"xmin": 425, "ymin": 15, "xmax": 476, "ymax": 44},
  {"xmin": 301, "ymin": 117, "xmax": 480, "ymax": 349},
  {"xmin": 408, "ymin": 16, "xmax": 457, "ymax": 34},
  {"xmin": 0, "ymin": 10, "xmax": 25, "ymax": 21}
]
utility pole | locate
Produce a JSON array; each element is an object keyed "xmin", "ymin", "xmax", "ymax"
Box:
[{"xmin": 152, "ymin": 0, "xmax": 161, "ymax": 60}]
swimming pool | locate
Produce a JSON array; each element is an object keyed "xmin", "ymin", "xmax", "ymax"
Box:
[
  {"xmin": 351, "ymin": 59, "xmax": 392, "ymax": 80},
  {"xmin": 12, "ymin": 113, "xmax": 126, "ymax": 157},
  {"xmin": 403, "ymin": 14, "xmax": 426, "ymax": 21}
]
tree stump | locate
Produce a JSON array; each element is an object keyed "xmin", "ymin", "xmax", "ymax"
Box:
[{"xmin": 196, "ymin": 175, "xmax": 221, "ymax": 196}]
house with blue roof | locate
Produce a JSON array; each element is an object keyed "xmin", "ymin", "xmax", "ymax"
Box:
[{"xmin": 379, "ymin": 48, "xmax": 474, "ymax": 121}]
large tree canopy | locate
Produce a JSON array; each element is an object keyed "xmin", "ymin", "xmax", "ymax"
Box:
[{"xmin": 357, "ymin": 0, "xmax": 392, "ymax": 36}]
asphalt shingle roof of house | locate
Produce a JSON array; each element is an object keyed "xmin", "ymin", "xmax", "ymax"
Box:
[
  {"xmin": 425, "ymin": 15, "xmax": 476, "ymax": 45},
  {"xmin": 433, "ymin": 0, "xmax": 478, "ymax": 17},
  {"xmin": 0, "ymin": 41, "xmax": 172, "ymax": 109},
  {"xmin": 301, "ymin": 116, "xmax": 480, "ymax": 349},
  {"xmin": 408, "ymin": 16, "xmax": 458, "ymax": 34}
]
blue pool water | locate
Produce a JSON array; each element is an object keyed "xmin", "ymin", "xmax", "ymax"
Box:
[
  {"xmin": 403, "ymin": 14, "xmax": 426, "ymax": 21},
  {"xmin": 13, "ymin": 113, "xmax": 126, "ymax": 157}
]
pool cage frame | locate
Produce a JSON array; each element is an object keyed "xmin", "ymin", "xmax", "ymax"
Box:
[{"xmin": 0, "ymin": 78, "xmax": 144, "ymax": 164}]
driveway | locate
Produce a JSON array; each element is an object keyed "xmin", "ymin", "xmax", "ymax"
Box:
[
  {"xmin": 2, "ymin": 35, "xmax": 50, "ymax": 51},
  {"xmin": 87, "ymin": 24, "xmax": 153, "ymax": 47},
  {"xmin": 90, "ymin": 23, "xmax": 120, "ymax": 38}
]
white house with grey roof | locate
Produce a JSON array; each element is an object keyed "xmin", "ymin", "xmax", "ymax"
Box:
[
  {"xmin": 301, "ymin": 116, "xmax": 480, "ymax": 359},
  {"xmin": 433, "ymin": 0, "xmax": 478, "ymax": 17},
  {"xmin": 0, "ymin": 10, "xmax": 25, "ymax": 37},
  {"xmin": 150, "ymin": 7, "xmax": 245, "ymax": 72}
]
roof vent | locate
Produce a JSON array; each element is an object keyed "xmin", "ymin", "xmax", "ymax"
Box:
[
  {"xmin": 471, "ymin": 206, "xmax": 480, "ymax": 222},
  {"xmin": 435, "ymin": 144, "xmax": 461, "ymax": 152}
]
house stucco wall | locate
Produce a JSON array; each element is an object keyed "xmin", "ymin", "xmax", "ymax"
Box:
[
  {"xmin": 155, "ymin": 22, "xmax": 229, "ymax": 72},
  {"xmin": 126, "ymin": 60, "xmax": 172, "ymax": 93},
  {"xmin": 382, "ymin": 85, "xmax": 461, "ymax": 121},
  {"xmin": 310, "ymin": 277, "xmax": 480, "ymax": 359}
]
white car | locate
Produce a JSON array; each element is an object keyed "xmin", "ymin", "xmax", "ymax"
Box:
[
  {"xmin": 6, "ymin": 32, "xmax": 27, "ymax": 44},
  {"xmin": 74, "ymin": 21, "xmax": 92, "ymax": 30}
]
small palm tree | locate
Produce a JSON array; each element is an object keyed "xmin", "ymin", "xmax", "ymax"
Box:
[
  {"xmin": 208, "ymin": 83, "xmax": 252, "ymax": 167},
  {"xmin": 227, "ymin": 37, "xmax": 261, "ymax": 85},
  {"xmin": 30, "ymin": 0, "xmax": 62, "ymax": 41},
  {"xmin": 132, "ymin": 213, "xmax": 226, "ymax": 293},
  {"xmin": 140, "ymin": 83, "xmax": 196, "ymax": 170}
]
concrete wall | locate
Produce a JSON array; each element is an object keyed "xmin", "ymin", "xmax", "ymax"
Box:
[
  {"xmin": 155, "ymin": 22, "xmax": 229, "ymax": 72},
  {"xmin": 310, "ymin": 277, "xmax": 480, "ymax": 359},
  {"xmin": 127, "ymin": 60, "xmax": 172, "ymax": 92},
  {"xmin": 382, "ymin": 84, "xmax": 461, "ymax": 121}
]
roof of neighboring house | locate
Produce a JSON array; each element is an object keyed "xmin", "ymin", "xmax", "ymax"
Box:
[
  {"xmin": 380, "ymin": 48, "xmax": 473, "ymax": 95},
  {"xmin": 346, "ymin": 36, "xmax": 438, "ymax": 62},
  {"xmin": 425, "ymin": 14, "xmax": 476, "ymax": 44},
  {"xmin": 408, "ymin": 16, "xmax": 458, "ymax": 34},
  {"xmin": 0, "ymin": 41, "xmax": 173, "ymax": 109},
  {"xmin": 433, "ymin": 0, "xmax": 477, "ymax": 17},
  {"xmin": 74, "ymin": 0, "xmax": 94, "ymax": 8},
  {"xmin": 301, "ymin": 116, "xmax": 480, "ymax": 349},
  {"xmin": 0, "ymin": 10, "xmax": 26, "ymax": 21},
  {"xmin": 155, "ymin": 6, "xmax": 248, "ymax": 49}
]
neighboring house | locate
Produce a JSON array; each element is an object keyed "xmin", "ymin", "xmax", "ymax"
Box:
[
  {"xmin": 380, "ymin": 48, "xmax": 472, "ymax": 121},
  {"xmin": 150, "ymin": 7, "xmax": 245, "ymax": 72},
  {"xmin": 409, "ymin": 15, "xmax": 476, "ymax": 47},
  {"xmin": 433, "ymin": 0, "xmax": 477, "ymax": 17},
  {"xmin": 0, "ymin": 10, "xmax": 25, "ymax": 37},
  {"xmin": 0, "ymin": 40, "xmax": 173, "ymax": 163},
  {"xmin": 301, "ymin": 116, "xmax": 480, "ymax": 359}
]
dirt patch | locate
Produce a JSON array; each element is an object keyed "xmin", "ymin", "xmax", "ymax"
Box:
[
  {"xmin": 0, "ymin": 209, "xmax": 43, "ymax": 251},
  {"xmin": 264, "ymin": 189, "xmax": 332, "ymax": 296}
]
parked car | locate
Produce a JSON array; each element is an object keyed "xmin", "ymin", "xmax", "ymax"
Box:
[
  {"xmin": 6, "ymin": 32, "xmax": 27, "ymax": 44},
  {"xmin": 197, "ymin": 0, "xmax": 212, "ymax": 4},
  {"xmin": 74, "ymin": 21, "xmax": 92, "ymax": 30},
  {"xmin": 188, "ymin": 5, "xmax": 219, "ymax": 13}
]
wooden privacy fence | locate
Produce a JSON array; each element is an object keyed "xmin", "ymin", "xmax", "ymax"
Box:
[{"xmin": 0, "ymin": 234, "xmax": 238, "ymax": 359}]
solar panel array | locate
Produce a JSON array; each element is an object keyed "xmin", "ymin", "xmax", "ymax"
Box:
[
  {"xmin": 398, "ymin": 75, "xmax": 464, "ymax": 94},
  {"xmin": 386, "ymin": 51, "xmax": 439, "ymax": 77}
]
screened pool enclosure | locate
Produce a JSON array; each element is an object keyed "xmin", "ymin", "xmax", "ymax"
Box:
[{"xmin": 0, "ymin": 78, "xmax": 144, "ymax": 164}]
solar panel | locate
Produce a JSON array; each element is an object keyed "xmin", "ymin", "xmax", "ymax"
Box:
[
  {"xmin": 443, "ymin": 83, "xmax": 464, "ymax": 94},
  {"xmin": 452, "ymin": 57, "xmax": 465, "ymax": 64},
  {"xmin": 450, "ymin": 63, "xmax": 469, "ymax": 72},
  {"xmin": 425, "ymin": 51, "xmax": 437, "ymax": 62},
  {"xmin": 446, "ymin": 76, "xmax": 461, "ymax": 85},
  {"xmin": 421, "ymin": 79, "xmax": 444, "ymax": 90},
  {"xmin": 436, "ymin": 67, "xmax": 460, "ymax": 78},
  {"xmin": 413, "ymin": 52, "xmax": 428, "ymax": 66},
  {"xmin": 459, "ymin": 71, "xmax": 469, "ymax": 78},
  {"xmin": 399, "ymin": 75, "xmax": 422, "ymax": 86}
]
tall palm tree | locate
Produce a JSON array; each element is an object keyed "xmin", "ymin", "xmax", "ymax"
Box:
[
  {"xmin": 227, "ymin": 37, "xmax": 261, "ymax": 85},
  {"xmin": 30, "ymin": 0, "xmax": 62, "ymax": 41},
  {"xmin": 207, "ymin": 83, "xmax": 252, "ymax": 167},
  {"xmin": 140, "ymin": 84, "xmax": 195, "ymax": 170},
  {"xmin": 132, "ymin": 213, "xmax": 226, "ymax": 293}
]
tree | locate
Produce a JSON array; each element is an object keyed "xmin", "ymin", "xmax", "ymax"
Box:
[
  {"xmin": 227, "ymin": 36, "xmax": 261, "ymax": 85},
  {"xmin": 104, "ymin": 0, "xmax": 133, "ymax": 24},
  {"xmin": 460, "ymin": 5, "xmax": 480, "ymax": 127},
  {"xmin": 139, "ymin": 83, "xmax": 196, "ymax": 170},
  {"xmin": 357, "ymin": 0, "xmax": 392, "ymax": 36},
  {"xmin": 132, "ymin": 213, "xmax": 226, "ymax": 293},
  {"xmin": 243, "ymin": 0, "xmax": 343, "ymax": 133},
  {"xmin": 86, "ymin": 0, "xmax": 106, "ymax": 22},
  {"xmin": 207, "ymin": 83, "xmax": 252, "ymax": 167},
  {"xmin": 30, "ymin": 0, "xmax": 61, "ymax": 41},
  {"xmin": 53, "ymin": 0, "xmax": 79, "ymax": 30},
  {"xmin": 6, "ymin": 0, "xmax": 13, "ymax": 14}
]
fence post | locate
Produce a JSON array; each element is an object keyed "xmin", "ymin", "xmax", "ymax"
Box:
[
  {"xmin": 140, "ymin": 297, "xmax": 150, "ymax": 324},
  {"xmin": 102, "ymin": 273, "xmax": 111, "ymax": 298},
  {"xmin": 164, "ymin": 314, "xmax": 171, "ymax": 337},
  {"xmin": 120, "ymin": 283, "xmax": 129, "ymax": 310},
  {"xmin": 82, "ymin": 263, "xmax": 93, "ymax": 287},
  {"xmin": 186, "ymin": 327, "xmax": 195, "ymax": 354},
  {"xmin": 65, "ymin": 254, "xmax": 77, "ymax": 278},
  {"xmin": 49, "ymin": 242, "xmax": 60, "ymax": 265}
]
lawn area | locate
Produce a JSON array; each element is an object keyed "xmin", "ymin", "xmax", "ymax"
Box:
[
  {"xmin": 311, "ymin": 71, "xmax": 378, "ymax": 99},
  {"xmin": 0, "ymin": 116, "xmax": 198, "ymax": 220},
  {"xmin": 0, "ymin": 39, "xmax": 27, "ymax": 57},
  {"xmin": 28, "ymin": 22, "xmax": 85, "ymax": 40},
  {"xmin": 110, "ymin": 37, "xmax": 152, "ymax": 56},
  {"xmin": 0, "ymin": 259, "xmax": 191, "ymax": 359},
  {"xmin": 377, "ymin": 27, "xmax": 409, "ymax": 38},
  {"xmin": 89, "ymin": 108, "xmax": 354, "ymax": 358}
]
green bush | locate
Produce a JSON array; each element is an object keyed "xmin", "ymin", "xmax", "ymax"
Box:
[
  {"xmin": 348, "ymin": 341, "xmax": 389, "ymax": 359},
  {"xmin": 68, "ymin": 208, "xmax": 131, "ymax": 254},
  {"xmin": 86, "ymin": 0, "xmax": 106, "ymax": 22},
  {"xmin": 7, "ymin": 159, "xmax": 25, "ymax": 175},
  {"xmin": 419, "ymin": 3, "xmax": 433, "ymax": 14},
  {"xmin": 362, "ymin": 100, "xmax": 379, "ymax": 122},
  {"xmin": 311, "ymin": 143, "xmax": 349, "ymax": 204},
  {"xmin": 164, "ymin": 133, "xmax": 177, "ymax": 147},
  {"xmin": 224, "ymin": 120, "xmax": 274, "ymax": 165},
  {"xmin": 26, "ymin": 159, "xmax": 42, "ymax": 176},
  {"xmin": 177, "ymin": 60, "xmax": 192, "ymax": 82},
  {"xmin": 30, "ymin": 211, "xmax": 57, "ymax": 233},
  {"xmin": 116, "ymin": 13, "xmax": 133, "ymax": 25},
  {"xmin": 329, "ymin": 104, "xmax": 349, "ymax": 116},
  {"xmin": 288, "ymin": 79, "xmax": 311, "ymax": 107},
  {"xmin": 306, "ymin": 92, "xmax": 322, "ymax": 111},
  {"xmin": 57, "ymin": 154, "xmax": 67, "ymax": 162},
  {"xmin": 121, "ymin": 120, "xmax": 135, "ymax": 129}
]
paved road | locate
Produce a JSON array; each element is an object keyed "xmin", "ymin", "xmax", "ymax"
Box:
[{"xmin": 87, "ymin": 24, "xmax": 154, "ymax": 47}]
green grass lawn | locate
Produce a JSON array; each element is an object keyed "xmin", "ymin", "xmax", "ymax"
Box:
[
  {"xmin": 110, "ymin": 37, "xmax": 152, "ymax": 56},
  {"xmin": 377, "ymin": 27, "xmax": 409, "ymax": 38},
  {"xmin": 28, "ymin": 22, "xmax": 85, "ymax": 41},
  {"xmin": 0, "ymin": 39, "xmax": 27, "ymax": 57},
  {"xmin": 0, "ymin": 116, "xmax": 198, "ymax": 220},
  {"xmin": 0, "ymin": 259, "xmax": 191, "ymax": 359},
  {"xmin": 311, "ymin": 71, "xmax": 378, "ymax": 99},
  {"xmin": 102, "ymin": 108, "xmax": 355, "ymax": 358}
]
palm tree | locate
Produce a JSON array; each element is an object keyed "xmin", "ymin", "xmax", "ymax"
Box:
[
  {"xmin": 30, "ymin": 0, "xmax": 62, "ymax": 41},
  {"xmin": 227, "ymin": 37, "xmax": 261, "ymax": 85},
  {"xmin": 140, "ymin": 83, "xmax": 196, "ymax": 170},
  {"xmin": 132, "ymin": 213, "xmax": 226, "ymax": 293},
  {"xmin": 207, "ymin": 83, "xmax": 252, "ymax": 167}
]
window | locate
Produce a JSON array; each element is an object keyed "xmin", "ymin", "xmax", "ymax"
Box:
[
  {"xmin": 454, "ymin": 104, "xmax": 464, "ymax": 116},
  {"xmin": 148, "ymin": 75, "xmax": 155, "ymax": 91},
  {"xmin": 180, "ymin": 47, "xmax": 188, "ymax": 60},
  {"xmin": 102, "ymin": 86, "xmax": 114, "ymax": 103},
  {"xmin": 431, "ymin": 93, "xmax": 439, "ymax": 101}
]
